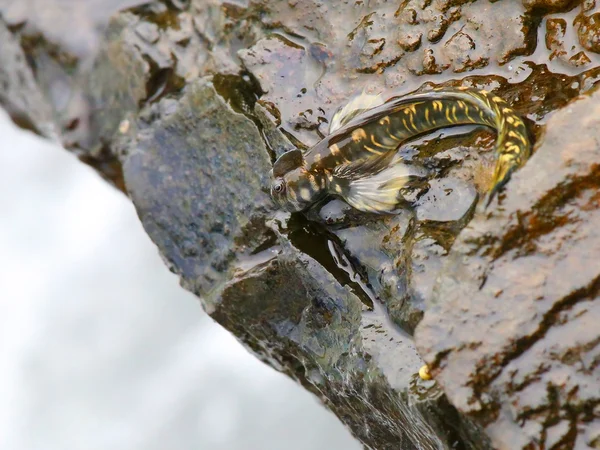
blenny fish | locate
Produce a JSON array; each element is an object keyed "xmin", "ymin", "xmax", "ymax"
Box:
[{"xmin": 270, "ymin": 87, "xmax": 531, "ymax": 214}]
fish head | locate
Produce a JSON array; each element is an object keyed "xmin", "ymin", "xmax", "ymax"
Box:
[{"xmin": 270, "ymin": 150, "xmax": 324, "ymax": 212}]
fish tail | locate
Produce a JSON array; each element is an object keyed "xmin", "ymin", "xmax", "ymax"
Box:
[
  {"xmin": 441, "ymin": 89, "xmax": 529, "ymax": 205},
  {"xmin": 486, "ymin": 97, "xmax": 530, "ymax": 205},
  {"xmin": 485, "ymin": 154, "xmax": 516, "ymax": 207}
]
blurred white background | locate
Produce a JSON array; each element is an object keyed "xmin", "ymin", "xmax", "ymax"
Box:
[{"xmin": 0, "ymin": 109, "xmax": 361, "ymax": 450}]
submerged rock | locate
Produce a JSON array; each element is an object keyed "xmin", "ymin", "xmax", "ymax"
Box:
[{"xmin": 416, "ymin": 88, "xmax": 600, "ymax": 450}]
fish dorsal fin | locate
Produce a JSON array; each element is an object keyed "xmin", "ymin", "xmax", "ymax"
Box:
[
  {"xmin": 332, "ymin": 152, "xmax": 427, "ymax": 213},
  {"xmin": 272, "ymin": 149, "xmax": 304, "ymax": 178},
  {"xmin": 329, "ymin": 90, "xmax": 384, "ymax": 133}
]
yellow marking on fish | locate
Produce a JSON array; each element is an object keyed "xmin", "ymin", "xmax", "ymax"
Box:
[
  {"xmin": 387, "ymin": 132, "xmax": 401, "ymax": 142},
  {"xmin": 518, "ymin": 136, "xmax": 528, "ymax": 146},
  {"xmin": 505, "ymin": 143, "xmax": 521, "ymax": 154},
  {"xmin": 508, "ymin": 130, "xmax": 528, "ymax": 145},
  {"xmin": 405, "ymin": 104, "xmax": 418, "ymax": 115},
  {"xmin": 271, "ymin": 87, "xmax": 532, "ymax": 214},
  {"xmin": 352, "ymin": 128, "xmax": 367, "ymax": 142},
  {"xmin": 508, "ymin": 130, "xmax": 520, "ymax": 139},
  {"xmin": 371, "ymin": 135, "xmax": 389, "ymax": 149},
  {"xmin": 464, "ymin": 104, "xmax": 473, "ymax": 123},
  {"xmin": 379, "ymin": 116, "xmax": 391, "ymax": 126},
  {"xmin": 408, "ymin": 113, "xmax": 418, "ymax": 132},
  {"xmin": 445, "ymin": 106, "xmax": 453, "ymax": 123},
  {"xmin": 288, "ymin": 188, "xmax": 298, "ymax": 202},
  {"xmin": 299, "ymin": 188, "xmax": 312, "ymax": 201},
  {"xmin": 364, "ymin": 145, "xmax": 383, "ymax": 155}
]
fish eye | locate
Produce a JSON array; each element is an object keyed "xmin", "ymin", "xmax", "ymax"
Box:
[{"xmin": 272, "ymin": 179, "xmax": 286, "ymax": 194}]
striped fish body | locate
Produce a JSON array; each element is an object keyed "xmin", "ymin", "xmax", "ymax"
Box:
[{"xmin": 271, "ymin": 87, "xmax": 531, "ymax": 213}]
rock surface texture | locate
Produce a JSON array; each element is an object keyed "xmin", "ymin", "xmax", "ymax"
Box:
[
  {"xmin": 416, "ymin": 89, "xmax": 600, "ymax": 450},
  {"xmin": 2, "ymin": 0, "xmax": 600, "ymax": 448}
]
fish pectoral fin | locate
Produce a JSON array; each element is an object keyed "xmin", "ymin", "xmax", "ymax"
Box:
[
  {"xmin": 334, "ymin": 163, "xmax": 423, "ymax": 214},
  {"xmin": 329, "ymin": 90, "xmax": 384, "ymax": 133},
  {"xmin": 333, "ymin": 149, "xmax": 397, "ymax": 180}
]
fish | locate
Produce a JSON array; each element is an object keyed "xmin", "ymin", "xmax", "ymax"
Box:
[{"xmin": 270, "ymin": 87, "xmax": 531, "ymax": 213}]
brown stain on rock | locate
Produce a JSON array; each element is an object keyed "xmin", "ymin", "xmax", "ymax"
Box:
[{"xmin": 416, "ymin": 88, "xmax": 600, "ymax": 450}]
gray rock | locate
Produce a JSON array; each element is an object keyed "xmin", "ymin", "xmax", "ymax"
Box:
[
  {"xmin": 415, "ymin": 178, "xmax": 477, "ymax": 223},
  {"xmin": 119, "ymin": 78, "xmax": 489, "ymax": 449},
  {"xmin": 0, "ymin": 19, "xmax": 57, "ymax": 138},
  {"xmin": 416, "ymin": 87, "xmax": 600, "ymax": 450},
  {"xmin": 4, "ymin": 0, "xmax": 600, "ymax": 448},
  {"xmin": 121, "ymin": 79, "xmax": 273, "ymax": 300}
]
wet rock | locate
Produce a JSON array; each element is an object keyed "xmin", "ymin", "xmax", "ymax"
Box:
[
  {"xmin": 442, "ymin": 31, "xmax": 486, "ymax": 73},
  {"xmin": 212, "ymin": 226, "xmax": 484, "ymax": 450},
  {"xmin": 0, "ymin": 19, "xmax": 57, "ymax": 138},
  {"xmin": 398, "ymin": 31, "xmax": 423, "ymax": 52},
  {"xmin": 5, "ymin": 0, "xmax": 600, "ymax": 448},
  {"xmin": 416, "ymin": 88, "xmax": 600, "ymax": 450},
  {"xmin": 121, "ymin": 79, "xmax": 273, "ymax": 297},
  {"xmin": 415, "ymin": 178, "xmax": 477, "ymax": 223},
  {"xmin": 575, "ymin": 7, "xmax": 600, "ymax": 54},
  {"xmin": 570, "ymin": 50, "xmax": 593, "ymax": 66},
  {"xmin": 118, "ymin": 77, "xmax": 489, "ymax": 449},
  {"xmin": 455, "ymin": 2, "xmax": 532, "ymax": 66},
  {"xmin": 545, "ymin": 9, "xmax": 597, "ymax": 69},
  {"xmin": 302, "ymin": 130, "xmax": 490, "ymax": 336},
  {"xmin": 85, "ymin": 13, "xmax": 150, "ymax": 151},
  {"xmin": 546, "ymin": 18, "xmax": 569, "ymax": 60},
  {"xmin": 254, "ymin": 102, "xmax": 296, "ymax": 159},
  {"xmin": 0, "ymin": 0, "xmax": 147, "ymax": 56},
  {"xmin": 522, "ymin": 0, "xmax": 576, "ymax": 12},
  {"xmin": 239, "ymin": 36, "xmax": 326, "ymax": 147}
]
